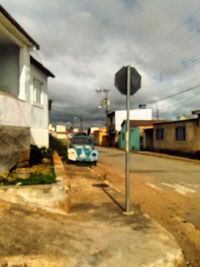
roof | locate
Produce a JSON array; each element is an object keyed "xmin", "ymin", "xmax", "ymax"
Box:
[
  {"xmin": 192, "ymin": 109, "xmax": 200, "ymax": 115},
  {"xmin": 0, "ymin": 4, "xmax": 39, "ymax": 49},
  {"xmin": 121, "ymin": 120, "xmax": 167, "ymax": 127},
  {"xmin": 153, "ymin": 118, "xmax": 198, "ymax": 126},
  {"xmin": 30, "ymin": 56, "xmax": 55, "ymax": 78}
]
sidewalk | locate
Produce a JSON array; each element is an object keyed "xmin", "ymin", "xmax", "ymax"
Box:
[
  {"xmin": 62, "ymin": 160, "xmax": 184, "ymax": 266},
  {"xmin": 0, "ymin": 153, "xmax": 184, "ymax": 267}
]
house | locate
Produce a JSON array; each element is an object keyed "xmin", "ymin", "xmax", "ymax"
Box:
[
  {"xmin": 0, "ymin": 5, "xmax": 54, "ymax": 175},
  {"xmin": 55, "ymin": 125, "xmax": 67, "ymax": 140},
  {"xmin": 144, "ymin": 110, "xmax": 200, "ymax": 155},
  {"xmin": 93, "ymin": 128, "xmax": 107, "ymax": 146},
  {"xmin": 107, "ymin": 108, "xmax": 152, "ymax": 146},
  {"xmin": 119, "ymin": 120, "xmax": 161, "ymax": 151}
]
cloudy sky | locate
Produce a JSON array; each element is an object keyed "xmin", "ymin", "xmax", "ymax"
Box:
[{"xmin": 2, "ymin": 0, "xmax": 200, "ymax": 127}]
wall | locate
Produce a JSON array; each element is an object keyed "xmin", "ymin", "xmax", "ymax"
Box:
[
  {"xmin": 0, "ymin": 91, "xmax": 29, "ymax": 126},
  {"xmin": 153, "ymin": 120, "xmax": 200, "ymax": 153},
  {"xmin": 30, "ymin": 64, "xmax": 49, "ymax": 147},
  {"xmin": 0, "ymin": 43, "xmax": 19, "ymax": 97},
  {"xmin": 115, "ymin": 109, "xmax": 152, "ymax": 131},
  {"xmin": 119, "ymin": 124, "xmax": 140, "ymax": 151},
  {"xmin": 0, "ymin": 125, "xmax": 30, "ymax": 176}
]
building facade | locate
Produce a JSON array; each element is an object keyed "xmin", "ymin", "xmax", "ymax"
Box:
[
  {"xmin": 107, "ymin": 108, "xmax": 152, "ymax": 146},
  {"xmin": 119, "ymin": 120, "xmax": 160, "ymax": 151},
  {"xmin": 0, "ymin": 5, "xmax": 54, "ymax": 175},
  {"xmin": 152, "ymin": 117, "xmax": 200, "ymax": 154}
]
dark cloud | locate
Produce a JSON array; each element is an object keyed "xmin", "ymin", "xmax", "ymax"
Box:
[{"xmin": 2, "ymin": 0, "xmax": 200, "ymax": 126}]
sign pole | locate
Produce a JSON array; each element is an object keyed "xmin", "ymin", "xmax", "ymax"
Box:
[
  {"xmin": 114, "ymin": 65, "xmax": 141, "ymax": 215},
  {"xmin": 125, "ymin": 65, "xmax": 131, "ymax": 214}
]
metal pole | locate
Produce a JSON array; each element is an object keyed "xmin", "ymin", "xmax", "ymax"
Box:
[{"xmin": 125, "ymin": 66, "xmax": 131, "ymax": 213}]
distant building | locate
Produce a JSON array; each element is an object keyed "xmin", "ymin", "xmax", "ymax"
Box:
[
  {"xmin": 119, "ymin": 120, "xmax": 162, "ymax": 151},
  {"xmin": 93, "ymin": 128, "xmax": 107, "ymax": 146},
  {"xmin": 143, "ymin": 109, "xmax": 200, "ymax": 155},
  {"xmin": 55, "ymin": 125, "xmax": 67, "ymax": 140},
  {"xmin": 107, "ymin": 108, "xmax": 152, "ymax": 146},
  {"xmin": 88, "ymin": 127, "xmax": 100, "ymax": 135}
]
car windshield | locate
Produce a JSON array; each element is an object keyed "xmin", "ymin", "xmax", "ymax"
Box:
[{"xmin": 72, "ymin": 137, "xmax": 93, "ymax": 145}]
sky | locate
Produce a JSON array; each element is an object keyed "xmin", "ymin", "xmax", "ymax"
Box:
[{"xmin": 1, "ymin": 0, "xmax": 200, "ymax": 127}]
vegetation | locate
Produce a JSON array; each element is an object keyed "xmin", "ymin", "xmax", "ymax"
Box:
[
  {"xmin": 49, "ymin": 135, "xmax": 67, "ymax": 160},
  {"xmin": 0, "ymin": 135, "xmax": 69, "ymax": 186},
  {"xmin": 30, "ymin": 145, "xmax": 52, "ymax": 165},
  {"xmin": 0, "ymin": 171, "xmax": 56, "ymax": 186}
]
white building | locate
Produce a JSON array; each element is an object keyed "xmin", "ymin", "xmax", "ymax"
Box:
[
  {"xmin": 0, "ymin": 5, "xmax": 54, "ymax": 174},
  {"xmin": 108, "ymin": 109, "xmax": 152, "ymax": 132},
  {"xmin": 107, "ymin": 108, "xmax": 152, "ymax": 146}
]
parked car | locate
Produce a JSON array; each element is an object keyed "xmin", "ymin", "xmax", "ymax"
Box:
[{"xmin": 67, "ymin": 134, "xmax": 99, "ymax": 164}]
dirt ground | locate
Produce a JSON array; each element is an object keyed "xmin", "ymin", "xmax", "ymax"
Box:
[
  {"xmin": 0, "ymin": 162, "xmax": 183, "ymax": 267},
  {"xmin": 94, "ymin": 160, "xmax": 200, "ymax": 267}
]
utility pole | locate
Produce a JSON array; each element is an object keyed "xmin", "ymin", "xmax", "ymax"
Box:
[{"xmin": 95, "ymin": 89, "xmax": 110, "ymax": 115}]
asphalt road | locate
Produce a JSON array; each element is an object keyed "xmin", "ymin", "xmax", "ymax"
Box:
[
  {"xmin": 97, "ymin": 146, "xmax": 200, "ymax": 267},
  {"xmin": 98, "ymin": 147, "xmax": 200, "ymax": 193}
]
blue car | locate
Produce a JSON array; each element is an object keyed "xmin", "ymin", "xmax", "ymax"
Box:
[{"xmin": 67, "ymin": 134, "xmax": 99, "ymax": 164}]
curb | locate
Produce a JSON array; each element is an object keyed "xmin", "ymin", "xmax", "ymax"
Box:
[
  {"xmin": 136, "ymin": 150, "xmax": 200, "ymax": 165},
  {"xmin": 53, "ymin": 151, "xmax": 70, "ymax": 213}
]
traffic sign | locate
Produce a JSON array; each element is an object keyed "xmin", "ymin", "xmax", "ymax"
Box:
[{"xmin": 114, "ymin": 66, "xmax": 141, "ymax": 95}]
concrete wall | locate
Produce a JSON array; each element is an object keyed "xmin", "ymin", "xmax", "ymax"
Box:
[
  {"xmin": 0, "ymin": 43, "xmax": 19, "ymax": 97},
  {"xmin": 0, "ymin": 125, "xmax": 30, "ymax": 176},
  {"xmin": 153, "ymin": 120, "xmax": 200, "ymax": 154}
]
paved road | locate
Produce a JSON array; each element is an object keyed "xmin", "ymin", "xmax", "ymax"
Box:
[
  {"xmin": 98, "ymin": 147, "xmax": 200, "ymax": 195},
  {"xmin": 97, "ymin": 146, "xmax": 200, "ymax": 267}
]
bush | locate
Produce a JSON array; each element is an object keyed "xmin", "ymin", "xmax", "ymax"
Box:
[
  {"xmin": 29, "ymin": 145, "xmax": 53, "ymax": 165},
  {"xmin": 49, "ymin": 135, "xmax": 67, "ymax": 159},
  {"xmin": 0, "ymin": 172, "xmax": 56, "ymax": 186}
]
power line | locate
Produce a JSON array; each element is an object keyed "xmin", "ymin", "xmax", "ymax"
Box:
[
  {"xmin": 146, "ymin": 6, "xmax": 200, "ymax": 66},
  {"xmin": 146, "ymin": 83, "xmax": 200, "ymax": 105}
]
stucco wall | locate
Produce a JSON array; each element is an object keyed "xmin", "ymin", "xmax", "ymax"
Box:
[
  {"xmin": 119, "ymin": 124, "xmax": 140, "ymax": 151},
  {"xmin": 0, "ymin": 125, "xmax": 30, "ymax": 176},
  {"xmin": 30, "ymin": 64, "xmax": 49, "ymax": 147},
  {"xmin": 115, "ymin": 109, "xmax": 152, "ymax": 132},
  {"xmin": 153, "ymin": 120, "xmax": 200, "ymax": 153},
  {"xmin": 0, "ymin": 92, "xmax": 29, "ymax": 126},
  {"xmin": 0, "ymin": 43, "xmax": 19, "ymax": 97}
]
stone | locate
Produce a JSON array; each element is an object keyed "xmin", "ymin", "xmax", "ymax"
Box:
[{"xmin": 0, "ymin": 126, "xmax": 30, "ymax": 176}]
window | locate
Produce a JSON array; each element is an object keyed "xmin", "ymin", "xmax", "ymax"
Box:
[
  {"xmin": 156, "ymin": 128, "xmax": 164, "ymax": 140},
  {"xmin": 175, "ymin": 126, "xmax": 186, "ymax": 141},
  {"xmin": 33, "ymin": 78, "xmax": 43, "ymax": 105}
]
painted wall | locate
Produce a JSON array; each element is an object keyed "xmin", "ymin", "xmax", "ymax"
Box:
[
  {"xmin": 30, "ymin": 64, "xmax": 49, "ymax": 147},
  {"xmin": 115, "ymin": 109, "xmax": 152, "ymax": 131},
  {"xmin": 153, "ymin": 120, "xmax": 200, "ymax": 153},
  {"xmin": 0, "ymin": 91, "xmax": 29, "ymax": 126},
  {"xmin": 0, "ymin": 43, "xmax": 19, "ymax": 97},
  {"xmin": 119, "ymin": 124, "xmax": 140, "ymax": 151},
  {"xmin": 0, "ymin": 61, "xmax": 49, "ymax": 148}
]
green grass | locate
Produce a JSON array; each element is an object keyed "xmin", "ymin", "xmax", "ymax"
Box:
[{"xmin": 0, "ymin": 171, "xmax": 56, "ymax": 186}]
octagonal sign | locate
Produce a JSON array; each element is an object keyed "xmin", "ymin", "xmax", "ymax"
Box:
[{"xmin": 115, "ymin": 66, "xmax": 141, "ymax": 95}]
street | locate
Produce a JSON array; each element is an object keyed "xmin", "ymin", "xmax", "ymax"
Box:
[{"xmin": 96, "ymin": 147, "xmax": 200, "ymax": 267}]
